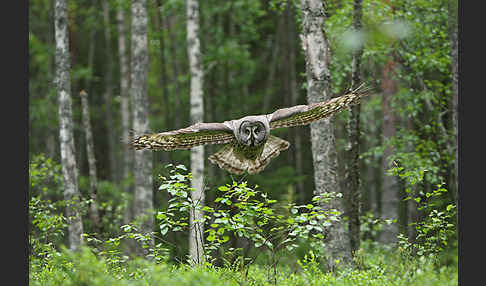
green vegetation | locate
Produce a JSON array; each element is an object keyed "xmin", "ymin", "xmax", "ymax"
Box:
[
  {"xmin": 29, "ymin": 0, "xmax": 458, "ymax": 284},
  {"xmin": 29, "ymin": 159, "xmax": 457, "ymax": 285}
]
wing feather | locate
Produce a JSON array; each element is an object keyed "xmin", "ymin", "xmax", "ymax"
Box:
[
  {"xmin": 130, "ymin": 122, "xmax": 235, "ymax": 151},
  {"xmin": 269, "ymin": 84, "xmax": 372, "ymax": 129}
]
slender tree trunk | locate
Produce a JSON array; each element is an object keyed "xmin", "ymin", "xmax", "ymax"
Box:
[
  {"xmin": 103, "ymin": 0, "xmax": 118, "ymax": 184},
  {"xmin": 153, "ymin": 0, "xmax": 171, "ymax": 130},
  {"xmin": 117, "ymin": 0, "xmax": 133, "ymax": 227},
  {"xmin": 263, "ymin": 14, "xmax": 285, "ymax": 113},
  {"xmin": 300, "ymin": 0, "xmax": 352, "ymax": 270},
  {"xmin": 79, "ymin": 90, "xmax": 102, "ymax": 232},
  {"xmin": 46, "ymin": 0, "xmax": 58, "ymax": 161},
  {"xmin": 379, "ymin": 58, "xmax": 399, "ymax": 245},
  {"xmin": 187, "ymin": 0, "xmax": 205, "ymax": 265},
  {"xmin": 166, "ymin": 14, "xmax": 183, "ymax": 129},
  {"xmin": 286, "ymin": 6, "xmax": 305, "ymax": 203},
  {"xmin": 344, "ymin": 0, "xmax": 363, "ymax": 254},
  {"xmin": 131, "ymin": 0, "xmax": 154, "ymax": 257},
  {"xmin": 85, "ymin": 27, "xmax": 97, "ymax": 92},
  {"xmin": 46, "ymin": 132, "xmax": 57, "ymax": 159},
  {"xmin": 55, "ymin": 0, "xmax": 84, "ymax": 252}
]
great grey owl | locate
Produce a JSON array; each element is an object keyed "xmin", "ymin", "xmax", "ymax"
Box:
[{"xmin": 130, "ymin": 84, "xmax": 371, "ymax": 175}]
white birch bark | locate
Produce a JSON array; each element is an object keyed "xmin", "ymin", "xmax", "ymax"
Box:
[
  {"xmin": 131, "ymin": 0, "xmax": 154, "ymax": 256},
  {"xmin": 55, "ymin": 0, "xmax": 84, "ymax": 251},
  {"xmin": 300, "ymin": 0, "xmax": 352, "ymax": 270},
  {"xmin": 187, "ymin": 0, "xmax": 205, "ymax": 264},
  {"xmin": 287, "ymin": 6, "xmax": 305, "ymax": 203},
  {"xmin": 117, "ymin": 0, "xmax": 133, "ymax": 226}
]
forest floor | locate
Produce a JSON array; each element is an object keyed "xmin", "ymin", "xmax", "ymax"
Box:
[{"xmin": 30, "ymin": 242, "xmax": 457, "ymax": 286}]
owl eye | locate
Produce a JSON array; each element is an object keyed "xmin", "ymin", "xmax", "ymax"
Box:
[
  {"xmin": 244, "ymin": 129, "xmax": 250, "ymax": 136},
  {"xmin": 254, "ymin": 127, "xmax": 259, "ymax": 133}
]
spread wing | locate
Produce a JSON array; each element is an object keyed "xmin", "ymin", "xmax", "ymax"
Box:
[
  {"xmin": 129, "ymin": 122, "xmax": 235, "ymax": 151},
  {"xmin": 268, "ymin": 84, "xmax": 372, "ymax": 129}
]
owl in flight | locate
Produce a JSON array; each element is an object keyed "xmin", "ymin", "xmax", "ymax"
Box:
[{"xmin": 130, "ymin": 84, "xmax": 371, "ymax": 175}]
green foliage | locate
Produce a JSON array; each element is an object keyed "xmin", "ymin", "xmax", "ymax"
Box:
[
  {"xmin": 390, "ymin": 164, "xmax": 457, "ymax": 259},
  {"xmin": 29, "ymin": 0, "xmax": 457, "ymax": 284},
  {"xmin": 29, "ymin": 163, "xmax": 457, "ymax": 286},
  {"xmin": 30, "ymin": 244, "xmax": 457, "ymax": 286},
  {"xmin": 29, "ymin": 154, "xmax": 64, "ymax": 199},
  {"xmin": 156, "ymin": 164, "xmax": 341, "ymax": 276},
  {"xmin": 29, "ymin": 155, "xmax": 68, "ymax": 276}
]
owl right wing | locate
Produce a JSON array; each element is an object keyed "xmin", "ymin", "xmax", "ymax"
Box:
[
  {"xmin": 129, "ymin": 122, "xmax": 235, "ymax": 151},
  {"xmin": 268, "ymin": 83, "xmax": 372, "ymax": 129}
]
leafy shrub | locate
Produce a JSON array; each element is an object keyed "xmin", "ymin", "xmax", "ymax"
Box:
[
  {"xmin": 156, "ymin": 164, "xmax": 342, "ymax": 280},
  {"xmin": 389, "ymin": 164, "xmax": 457, "ymax": 259},
  {"xmin": 29, "ymin": 154, "xmax": 67, "ymax": 273}
]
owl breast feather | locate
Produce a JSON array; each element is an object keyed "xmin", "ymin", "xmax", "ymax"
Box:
[{"xmin": 231, "ymin": 140, "xmax": 266, "ymax": 161}]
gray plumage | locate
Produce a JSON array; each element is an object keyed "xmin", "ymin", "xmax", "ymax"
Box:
[{"xmin": 130, "ymin": 84, "xmax": 371, "ymax": 175}]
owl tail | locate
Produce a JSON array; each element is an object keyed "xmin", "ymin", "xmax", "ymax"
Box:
[{"xmin": 208, "ymin": 135, "xmax": 290, "ymax": 175}]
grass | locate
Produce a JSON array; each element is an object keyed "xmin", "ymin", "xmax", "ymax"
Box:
[{"xmin": 29, "ymin": 242, "xmax": 457, "ymax": 286}]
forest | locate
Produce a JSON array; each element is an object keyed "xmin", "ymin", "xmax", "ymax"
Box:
[{"xmin": 29, "ymin": 0, "xmax": 458, "ymax": 284}]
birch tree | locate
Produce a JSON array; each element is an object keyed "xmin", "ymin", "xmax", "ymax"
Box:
[
  {"xmin": 117, "ymin": 0, "xmax": 132, "ymax": 226},
  {"xmin": 300, "ymin": 0, "xmax": 352, "ymax": 270},
  {"xmin": 54, "ymin": 0, "xmax": 83, "ymax": 251},
  {"xmin": 286, "ymin": 6, "xmax": 305, "ymax": 203},
  {"xmin": 344, "ymin": 0, "xmax": 363, "ymax": 254},
  {"xmin": 131, "ymin": 0, "xmax": 154, "ymax": 256},
  {"xmin": 153, "ymin": 0, "xmax": 171, "ymax": 131},
  {"xmin": 187, "ymin": 0, "xmax": 205, "ymax": 265}
]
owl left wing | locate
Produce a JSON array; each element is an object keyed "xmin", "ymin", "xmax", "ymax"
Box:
[
  {"xmin": 130, "ymin": 122, "xmax": 235, "ymax": 151},
  {"xmin": 268, "ymin": 84, "xmax": 371, "ymax": 129}
]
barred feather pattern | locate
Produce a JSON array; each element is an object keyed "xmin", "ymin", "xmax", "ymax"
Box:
[
  {"xmin": 130, "ymin": 126, "xmax": 235, "ymax": 151},
  {"xmin": 208, "ymin": 135, "xmax": 290, "ymax": 175},
  {"xmin": 269, "ymin": 84, "xmax": 371, "ymax": 129}
]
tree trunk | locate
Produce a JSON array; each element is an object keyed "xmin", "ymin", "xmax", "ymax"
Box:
[
  {"xmin": 187, "ymin": 0, "xmax": 205, "ymax": 265},
  {"xmin": 286, "ymin": 6, "xmax": 305, "ymax": 203},
  {"xmin": 166, "ymin": 13, "xmax": 183, "ymax": 129},
  {"xmin": 263, "ymin": 14, "xmax": 284, "ymax": 114},
  {"xmin": 79, "ymin": 90, "xmax": 102, "ymax": 232},
  {"xmin": 55, "ymin": 0, "xmax": 84, "ymax": 252},
  {"xmin": 153, "ymin": 0, "xmax": 171, "ymax": 131},
  {"xmin": 344, "ymin": 0, "xmax": 363, "ymax": 254},
  {"xmin": 103, "ymin": 0, "xmax": 118, "ymax": 184},
  {"xmin": 300, "ymin": 0, "xmax": 352, "ymax": 270},
  {"xmin": 379, "ymin": 58, "xmax": 399, "ymax": 245},
  {"xmin": 117, "ymin": 0, "xmax": 133, "ymax": 227},
  {"xmin": 131, "ymin": 0, "xmax": 154, "ymax": 257}
]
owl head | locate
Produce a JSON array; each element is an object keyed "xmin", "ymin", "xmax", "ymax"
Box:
[{"xmin": 237, "ymin": 118, "xmax": 269, "ymax": 147}]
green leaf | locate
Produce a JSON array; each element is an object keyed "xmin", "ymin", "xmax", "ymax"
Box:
[
  {"xmin": 175, "ymin": 164, "xmax": 187, "ymax": 171},
  {"xmin": 218, "ymin": 186, "xmax": 230, "ymax": 192},
  {"xmin": 160, "ymin": 227, "xmax": 168, "ymax": 236}
]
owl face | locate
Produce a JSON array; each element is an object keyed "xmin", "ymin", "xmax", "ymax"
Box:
[{"xmin": 238, "ymin": 120, "xmax": 267, "ymax": 146}]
